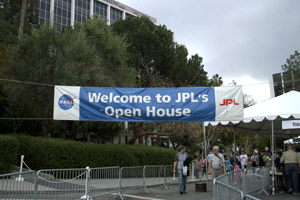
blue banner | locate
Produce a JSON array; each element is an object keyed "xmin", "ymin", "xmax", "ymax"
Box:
[{"xmin": 54, "ymin": 86, "xmax": 244, "ymax": 122}]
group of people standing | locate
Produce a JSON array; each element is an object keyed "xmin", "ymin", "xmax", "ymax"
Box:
[{"xmin": 174, "ymin": 144, "xmax": 300, "ymax": 195}]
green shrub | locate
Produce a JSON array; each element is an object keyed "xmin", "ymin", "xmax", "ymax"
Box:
[
  {"xmin": 1, "ymin": 134, "xmax": 177, "ymax": 171},
  {"xmin": 0, "ymin": 135, "xmax": 20, "ymax": 174}
]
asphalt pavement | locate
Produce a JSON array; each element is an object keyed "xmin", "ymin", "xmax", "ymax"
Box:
[{"xmin": 96, "ymin": 180, "xmax": 300, "ymax": 200}]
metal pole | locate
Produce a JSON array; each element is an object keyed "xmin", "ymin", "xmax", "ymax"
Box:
[
  {"xmin": 234, "ymin": 129, "xmax": 236, "ymax": 166},
  {"xmin": 257, "ymin": 131, "xmax": 260, "ymax": 167},
  {"xmin": 191, "ymin": 163, "xmax": 195, "ymax": 180},
  {"xmin": 16, "ymin": 155, "xmax": 24, "ymax": 181},
  {"xmin": 85, "ymin": 166, "xmax": 90, "ymax": 200},
  {"xmin": 271, "ymin": 121, "xmax": 275, "ymax": 195},
  {"xmin": 173, "ymin": 162, "xmax": 176, "ymax": 179},
  {"xmin": 203, "ymin": 123, "xmax": 208, "ymax": 186}
]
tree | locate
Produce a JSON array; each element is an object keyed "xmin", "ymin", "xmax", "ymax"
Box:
[
  {"xmin": 208, "ymin": 74, "xmax": 223, "ymax": 86},
  {"xmin": 0, "ymin": 0, "xmax": 38, "ymax": 44},
  {"xmin": 243, "ymin": 93, "xmax": 256, "ymax": 108},
  {"xmin": 169, "ymin": 44, "xmax": 208, "ymax": 87},
  {"xmin": 112, "ymin": 16, "xmax": 176, "ymax": 88},
  {"xmin": 112, "ymin": 17, "xmax": 176, "ymax": 144},
  {"xmin": 112, "ymin": 17, "xmax": 212, "ymax": 144},
  {"xmin": 2, "ymin": 17, "xmax": 135, "ymax": 139},
  {"xmin": 281, "ymin": 50, "xmax": 300, "ymax": 92},
  {"xmin": 0, "ymin": 83, "xmax": 9, "ymax": 117}
]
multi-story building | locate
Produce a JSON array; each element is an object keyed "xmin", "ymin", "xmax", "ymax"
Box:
[
  {"xmin": 269, "ymin": 71, "xmax": 294, "ymax": 98},
  {"xmin": 38, "ymin": 0, "xmax": 157, "ymax": 31}
]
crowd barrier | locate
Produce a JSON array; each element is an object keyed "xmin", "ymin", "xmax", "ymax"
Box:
[
  {"xmin": 213, "ymin": 166, "xmax": 271, "ymax": 200},
  {"xmin": 0, "ymin": 171, "xmax": 37, "ymax": 199},
  {"xmin": 0, "ymin": 164, "xmax": 185, "ymax": 200}
]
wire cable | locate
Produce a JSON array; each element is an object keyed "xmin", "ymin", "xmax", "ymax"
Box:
[{"xmin": 0, "ymin": 78, "xmax": 55, "ymax": 87}]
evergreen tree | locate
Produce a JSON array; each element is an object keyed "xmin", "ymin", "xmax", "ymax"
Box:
[
  {"xmin": 281, "ymin": 50, "xmax": 300, "ymax": 92},
  {"xmin": 2, "ymin": 17, "xmax": 135, "ymax": 138}
]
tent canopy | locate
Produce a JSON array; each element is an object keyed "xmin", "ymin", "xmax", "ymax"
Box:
[
  {"xmin": 284, "ymin": 136, "xmax": 300, "ymax": 144},
  {"xmin": 205, "ymin": 90, "xmax": 300, "ymax": 136},
  {"xmin": 204, "ymin": 90, "xmax": 300, "ymax": 195}
]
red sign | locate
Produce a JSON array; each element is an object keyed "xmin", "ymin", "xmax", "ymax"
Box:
[{"xmin": 220, "ymin": 99, "xmax": 239, "ymax": 106}]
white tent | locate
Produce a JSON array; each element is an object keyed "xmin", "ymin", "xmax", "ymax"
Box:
[
  {"xmin": 204, "ymin": 90, "xmax": 300, "ymax": 195},
  {"xmin": 284, "ymin": 136, "xmax": 300, "ymax": 144},
  {"xmin": 206, "ymin": 90, "xmax": 300, "ymax": 135}
]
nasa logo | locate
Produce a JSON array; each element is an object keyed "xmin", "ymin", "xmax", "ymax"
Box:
[
  {"xmin": 58, "ymin": 94, "xmax": 75, "ymax": 110},
  {"xmin": 220, "ymin": 99, "xmax": 239, "ymax": 106}
]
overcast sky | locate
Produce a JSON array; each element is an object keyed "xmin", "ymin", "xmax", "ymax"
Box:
[{"xmin": 120, "ymin": 0, "xmax": 300, "ymax": 103}]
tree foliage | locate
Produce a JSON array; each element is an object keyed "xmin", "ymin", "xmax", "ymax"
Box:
[
  {"xmin": 2, "ymin": 17, "xmax": 136, "ymax": 139},
  {"xmin": 112, "ymin": 16, "xmax": 176, "ymax": 88},
  {"xmin": 0, "ymin": 0, "xmax": 38, "ymax": 45},
  {"xmin": 112, "ymin": 17, "xmax": 213, "ymax": 144},
  {"xmin": 281, "ymin": 50, "xmax": 300, "ymax": 92}
]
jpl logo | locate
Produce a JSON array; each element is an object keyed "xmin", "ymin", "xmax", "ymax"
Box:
[
  {"xmin": 58, "ymin": 94, "xmax": 75, "ymax": 110},
  {"xmin": 220, "ymin": 99, "xmax": 239, "ymax": 106}
]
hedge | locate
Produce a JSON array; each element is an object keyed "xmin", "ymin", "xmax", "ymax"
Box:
[
  {"xmin": 0, "ymin": 135, "xmax": 20, "ymax": 174},
  {"xmin": 0, "ymin": 134, "xmax": 177, "ymax": 172}
]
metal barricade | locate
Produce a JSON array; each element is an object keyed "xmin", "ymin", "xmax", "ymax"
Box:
[
  {"xmin": 88, "ymin": 166, "xmax": 120, "ymax": 199},
  {"xmin": 0, "ymin": 171, "xmax": 37, "ymax": 200},
  {"xmin": 244, "ymin": 167, "xmax": 265, "ymax": 194},
  {"xmin": 244, "ymin": 194, "xmax": 261, "ymax": 200},
  {"xmin": 142, "ymin": 165, "xmax": 165, "ymax": 192},
  {"xmin": 214, "ymin": 167, "xmax": 271, "ymax": 200},
  {"xmin": 36, "ymin": 168, "xmax": 87, "ymax": 200},
  {"xmin": 117, "ymin": 166, "xmax": 144, "ymax": 199},
  {"xmin": 213, "ymin": 176, "xmax": 244, "ymax": 200},
  {"xmin": 164, "ymin": 165, "xmax": 178, "ymax": 189},
  {"xmin": 257, "ymin": 166, "xmax": 271, "ymax": 195}
]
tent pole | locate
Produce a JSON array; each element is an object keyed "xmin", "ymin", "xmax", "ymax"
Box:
[
  {"xmin": 257, "ymin": 131, "xmax": 259, "ymax": 167},
  {"xmin": 271, "ymin": 120, "xmax": 275, "ymax": 195},
  {"xmin": 234, "ymin": 128, "xmax": 236, "ymax": 166},
  {"xmin": 203, "ymin": 123, "xmax": 208, "ymax": 186}
]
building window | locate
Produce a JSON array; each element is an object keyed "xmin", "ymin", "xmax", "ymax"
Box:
[
  {"xmin": 75, "ymin": 0, "xmax": 90, "ymax": 25},
  {"xmin": 94, "ymin": 0, "xmax": 107, "ymax": 20},
  {"xmin": 110, "ymin": 7, "xmax": 122, "ymax": 24},
  {"xmin": 38, "ymin": 0, "xmax": 51, "ymax": 25},
  {"xmin": 54, "ymin": 0, "xmax": 71, "ymax": 31}
]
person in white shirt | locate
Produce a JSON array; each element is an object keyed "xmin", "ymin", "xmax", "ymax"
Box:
[
  {"xmin": 240, "ymin": 151, "xmax": 248, "ymax": 169},
  {"xmin": 208, "ymin": 146, "xmax": 226, "ymax": 180}
]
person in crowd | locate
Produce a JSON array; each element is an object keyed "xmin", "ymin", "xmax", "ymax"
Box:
[
  {"xmin": 275, "ymin": 151, "xmax": 283, "ymax": 170},
  {"xmin": 258, "ymin": 152, "xmax": 265, "ymax": 167},
  {"xmin": 254, "ymin": 147, "xmax": 259, "ymax": 154},
  {"xmin": 235, "ymin": 161, "xmax": 242, "ymax": 183},
  {"xmin": 230, "ymin": 153, "xmax": 239, "ymax": 171},
  {"xmin": 199, "ymin": 155, "xmax": 207, "ymax": 178},
  {"xmin": 174, "ymin": 145, "xmax": 189, "ymax": 194},
  {"xmin": 192, "ymin": 156, "xmax": 200, "ymax": 178},
  {"xmin": 247, "ymin": 154, "xmax": 252, "ymax": 167},
  {"xmin": 280, "ymin": 145, "xmax": 300, "ymax": 194},
  {"xmin": 240, "ymin": 151, "xmax": 248, "ymax": 169},
  {"xmin": 251, "ymin": 152, "xmax": 258, "ymax": 167},
  {"xmin": 208, "ymin": 146, "xmax": 226, "ymax": 180},
  {"xmin": 263, "ymin": 153, "xmax": 271, "ymax": 165},
  {"xmin": 224, "ymin": 155, "xmax": 231, "ymax": 172},
  {"xmin": 274, "ymin": 151, "xmax": 285, "ymax": 192},
  {"xmin": 207, "ymin": 149, "xmax": 213, "ymax": 161}
]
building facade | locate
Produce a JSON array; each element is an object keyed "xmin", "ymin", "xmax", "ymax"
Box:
[
  {"xmin": 38, "ymin": 0, "xmax": 157, "ymax": 31},
  {"xmin": 269, "ymin": 71, "xmax": 294, "ymax": 98}
]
